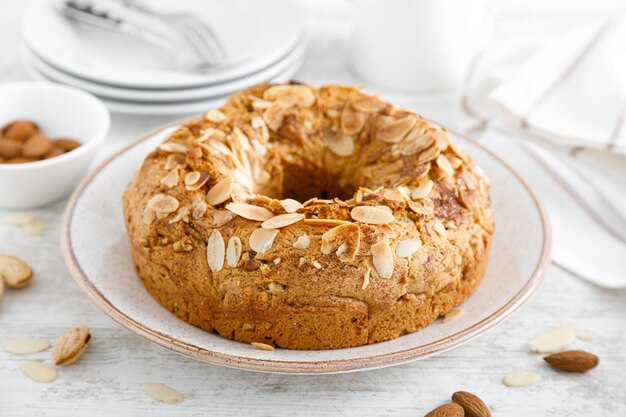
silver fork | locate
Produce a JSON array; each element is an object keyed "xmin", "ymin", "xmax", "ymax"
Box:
[{"xmin": 121, "ymin": 0, "xmax": 228, "ymax": 68}]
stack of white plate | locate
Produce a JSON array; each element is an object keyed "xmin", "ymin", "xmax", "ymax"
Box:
[{"xmin": 20, "ymin": 0, "xmax": 306, "ymax": 115}]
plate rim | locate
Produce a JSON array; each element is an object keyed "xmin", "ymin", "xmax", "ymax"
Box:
[{"xmin": 61, "ymin": 118, "xmax": 551, "ymax": 374}]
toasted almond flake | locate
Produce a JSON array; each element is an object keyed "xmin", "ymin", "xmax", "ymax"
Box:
[
  {"xmin": 298, "ymin": 257, "xmax": 307, "ymax": 267},
  {"xmin": 6, "ymin": 338, "xmax": 50, "ymax": 355},
  {"xmin": 205, "ymin": 109, "xmax": 226, "ymax": 123},
  {"xmin": 292, "ymin": 234, "xmax": 310, "ymax": 249},
  {"xmin": 323, "ymin": 131, "xmax": 354, "ymax": 157},
  {"xmin": 261, "ymin": 213, "xmax": 305, "ymax": 229},
  {"xmin": 185, "ymin": 170, "xmax": 210, "ymax": 191},
  {"xmin": 383, "ymin": 189, "xmax": 405, "ymax": 203},
  {"xmin": 142, "ymin": 208, "xmax": 156, "ymax": 225},
  {"xmin": 207, "ymin": 230, "xmax": 225, "ymax": 273},
  {"xmin": 206, "ymin": 176, "xmax": 234, "ymax": 206},
  {"xmin": 503, "ymin": 371, "xmax": 541, "ymax": 387},
  {"xmin": 530, "ymin": 326, "xmax": 576, "ymax": 353},
  {"xmin": 433, "ymin": 220, "xmax": 447, "ymax": 239},
  {"xmin": 575, "ymin": 328, "xmax": 596, "ymax": 341},
  {"xmin": 225, "ymin": 236, "xmax": 242, "ymax": 267},
  {"xmin": 226, "ymin": 203, "xmax": 273, "ymax": 221},
  {"xmin": 280, "ymin": 198, "xmax": 303, "ymax": 213},
  {"xmin": 351, "ymin": 94, "xmax": 387, "ymax": 112},
  {"xmin": 146, "ymin": 194, "xmax": 179, "ymax": 214},
  {"xmin": 251, "ymin": 342, "xmax": 275, "ymax": 351},
  {"xmin": 168, "ymin": 206, "xmax": 190, "ymax": 224},
  {"xmin": 160, "ymin": 169, "xmax": 179, "ymax": 188},
  {"xmin": 397, "ymin": 186, "xmax": 411, "ymax": 201},
  {"xmin": 164, "ymin": 154, "xmax": 185, "ymax": 170},
  {"xmin": 351, "ymin": 206, "xmax": 394, "ymax": 224},
  {"xmin": 411, "ymin": 180, "xmax": 433, "ymax": 200},
  {"xmin": 249, "ymin": 228, "xmax": 279, "ymax": 253},
  {"xmin": 159, "ymin": 142, "xmax": 188, "ymax": 154},
  {"xmin": 377, "ymin": 115, "xmax": 417, "ymax": 143},
  {"xmin": 263, "ymin": 85, "xmax": 315, "ymax": 108},
  {"xmin": 273, "ymin": 257, "xmax": 281, "ymax": 265},
  {"xmin": 436, "ymin": 154, "xmax": 454, "ymax": 178},
  {"xmin": 395, "ymin": 238, "xmax": 422, "ymax": 258},
  {"xmin": 262, "ymin": 102, "xmax": 286, "ymax": 131},
  {"xmin": 142, "ymin": 383, "xmax": 183, "ymax": 404},
  {"xmin": 213, "ymin": 210, "xmax": 233, "ymax": 227},
  {"xmin": 192, "ymin": 200, "xmax": 207, "ymax": 220},
  {"xmin": 416, "ymin": 144, "xmax": 440, "ymax": 164},
  {"xmin": 251, "ymin": 116, "xmax": 265, "ymax": 129},
  {"xmin": 184, "ymin": 171, "xmax": 201, "ymax": 186},
  {"xmin": 304, "ymin": 218, "xmax": 351, "ymax": 227},
  {"xmin": 449, "ymin": 155, "xmax": 464, "ymax": 169},
  {"xmin": 400, "ymin": 129, "xmax": 436, "ymax": 156},
  {"xmin": 0, "ymin": 255, "xmax": 33, "ymax": 288},
  {"xmin": 341, "ymin": 105, "xmax": 365, "ymax": 135},
  {"xmin": 321, "ymin": 223, "xmax": 360, "ymax": 262},
  {"xmin": 443, "ymin": 309, "xmax": 465, "ymax": 323},
  {"xmin": 408, "ymin": 198, "xmax": 434, "ymax": 216},
  {"xmin": 434, "ymin": 128, "xmax": 450, "ymax": 151},
  {"xmin": 312, "ymin": 260, "xmax": 322, "ymax": 269},
  {"xmin": 361, "ymin": 268, "xmax": 371, "ymax": 289},
  {"xmin": 230, "ymin": 181, "xmax": 251, "ymax": 202},
  {"xmin": 371, "ymin": 242, "xmax": 394, "ymax": 279},
  {"xmin": 20, "ymin": 361, "xmax": 57, "ymax": 383},
  {"xmin": 250, "ymin": 95, "xmax": 272, "ymax": 109}
]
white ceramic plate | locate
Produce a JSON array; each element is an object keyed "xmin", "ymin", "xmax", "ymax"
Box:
[
  {"xmin": 21, "ymin": 40, "xmax": 306, "ymax": 102},
  {"xmin": 22, "ymin": 0, "xmax": 304, "ymax": 89},
  {"xmin": 23, "ymin": 57, "xmax": 304, "ymax": 115},
  {"xmin": 61, "ymin": 122, "xmax": 550, "ymax": 374}
]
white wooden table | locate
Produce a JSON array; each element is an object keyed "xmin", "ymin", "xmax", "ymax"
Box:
[{"xmin": 1, "ymin": 1, "xmax": 625, "ymax": 416}]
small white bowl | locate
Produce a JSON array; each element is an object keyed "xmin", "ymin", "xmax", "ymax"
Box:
[{"xmin": 0, "ymin": 82, "xmax": 110, "ymax": 209}]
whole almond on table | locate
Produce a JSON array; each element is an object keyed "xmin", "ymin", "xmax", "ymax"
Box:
[
  {"xmin": 0, "ymin": 255, "xmax": 33, "ymax": 288},
  {"xmin": 52, "ymin": 325, "xmax": 91, "ymax": 365},
  {"xmin": 543, "ymin": 350, "xmax": 599, "ymax": 372},
  {"xmin": 452, "ymin": 391, "xmax": 491, "ymax": 417},
  {"xmin": 424, "ymin": 402, "xmax": 465, "ymax": 417}
]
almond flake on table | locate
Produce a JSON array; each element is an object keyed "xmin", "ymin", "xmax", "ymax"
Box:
[
  {"xmin": 5, "ymin": 338, "xmax": 51, "ymax": 355},
  {"xmin": 142, "ymin": 383, "xmax": 183, "ymax": 405},
  {"xmin": 502, "ymin": 371, "xmax": 541, "ymax": 387},
  {"xmin": 20, "ymin": 361, "xmax": 57, "ymax": 383},
  {"xmin": 530, "ymin": 325, "xmax": 576, "ymax": 353}
]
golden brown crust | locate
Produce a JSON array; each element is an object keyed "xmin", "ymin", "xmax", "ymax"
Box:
[{"xmin": 123, "ymin": 82, "xmax": 494, "ymax": 350}]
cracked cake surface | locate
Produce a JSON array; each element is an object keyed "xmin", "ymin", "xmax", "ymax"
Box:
[{"xmin": 122, "ymin": 82, "xmax": 494, "ymax": 350}]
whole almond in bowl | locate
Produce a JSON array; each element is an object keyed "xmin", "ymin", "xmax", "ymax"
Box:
[
  {"xmin": 0, "ymin": 82, "xmax": 110, "ymax": 208},
  {"xmin": 22, "ymin": 133, "xmax": 53, "ymax": 158},
  {"xmin": 3, "ymin": 120, "xmax": 38, "ymax": 142},
  {"xmin": 0, "ymin": 138, "xmax": 22, "ymax": 158},
  {"xmin": 54, "ymin": 138, "xmax": 81, "ymax": 152}
]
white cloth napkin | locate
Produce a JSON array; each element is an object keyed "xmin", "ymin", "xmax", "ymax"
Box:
[{"xmin": 463, "ymin": 17, "xmax": 626, "ymax": 288}]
